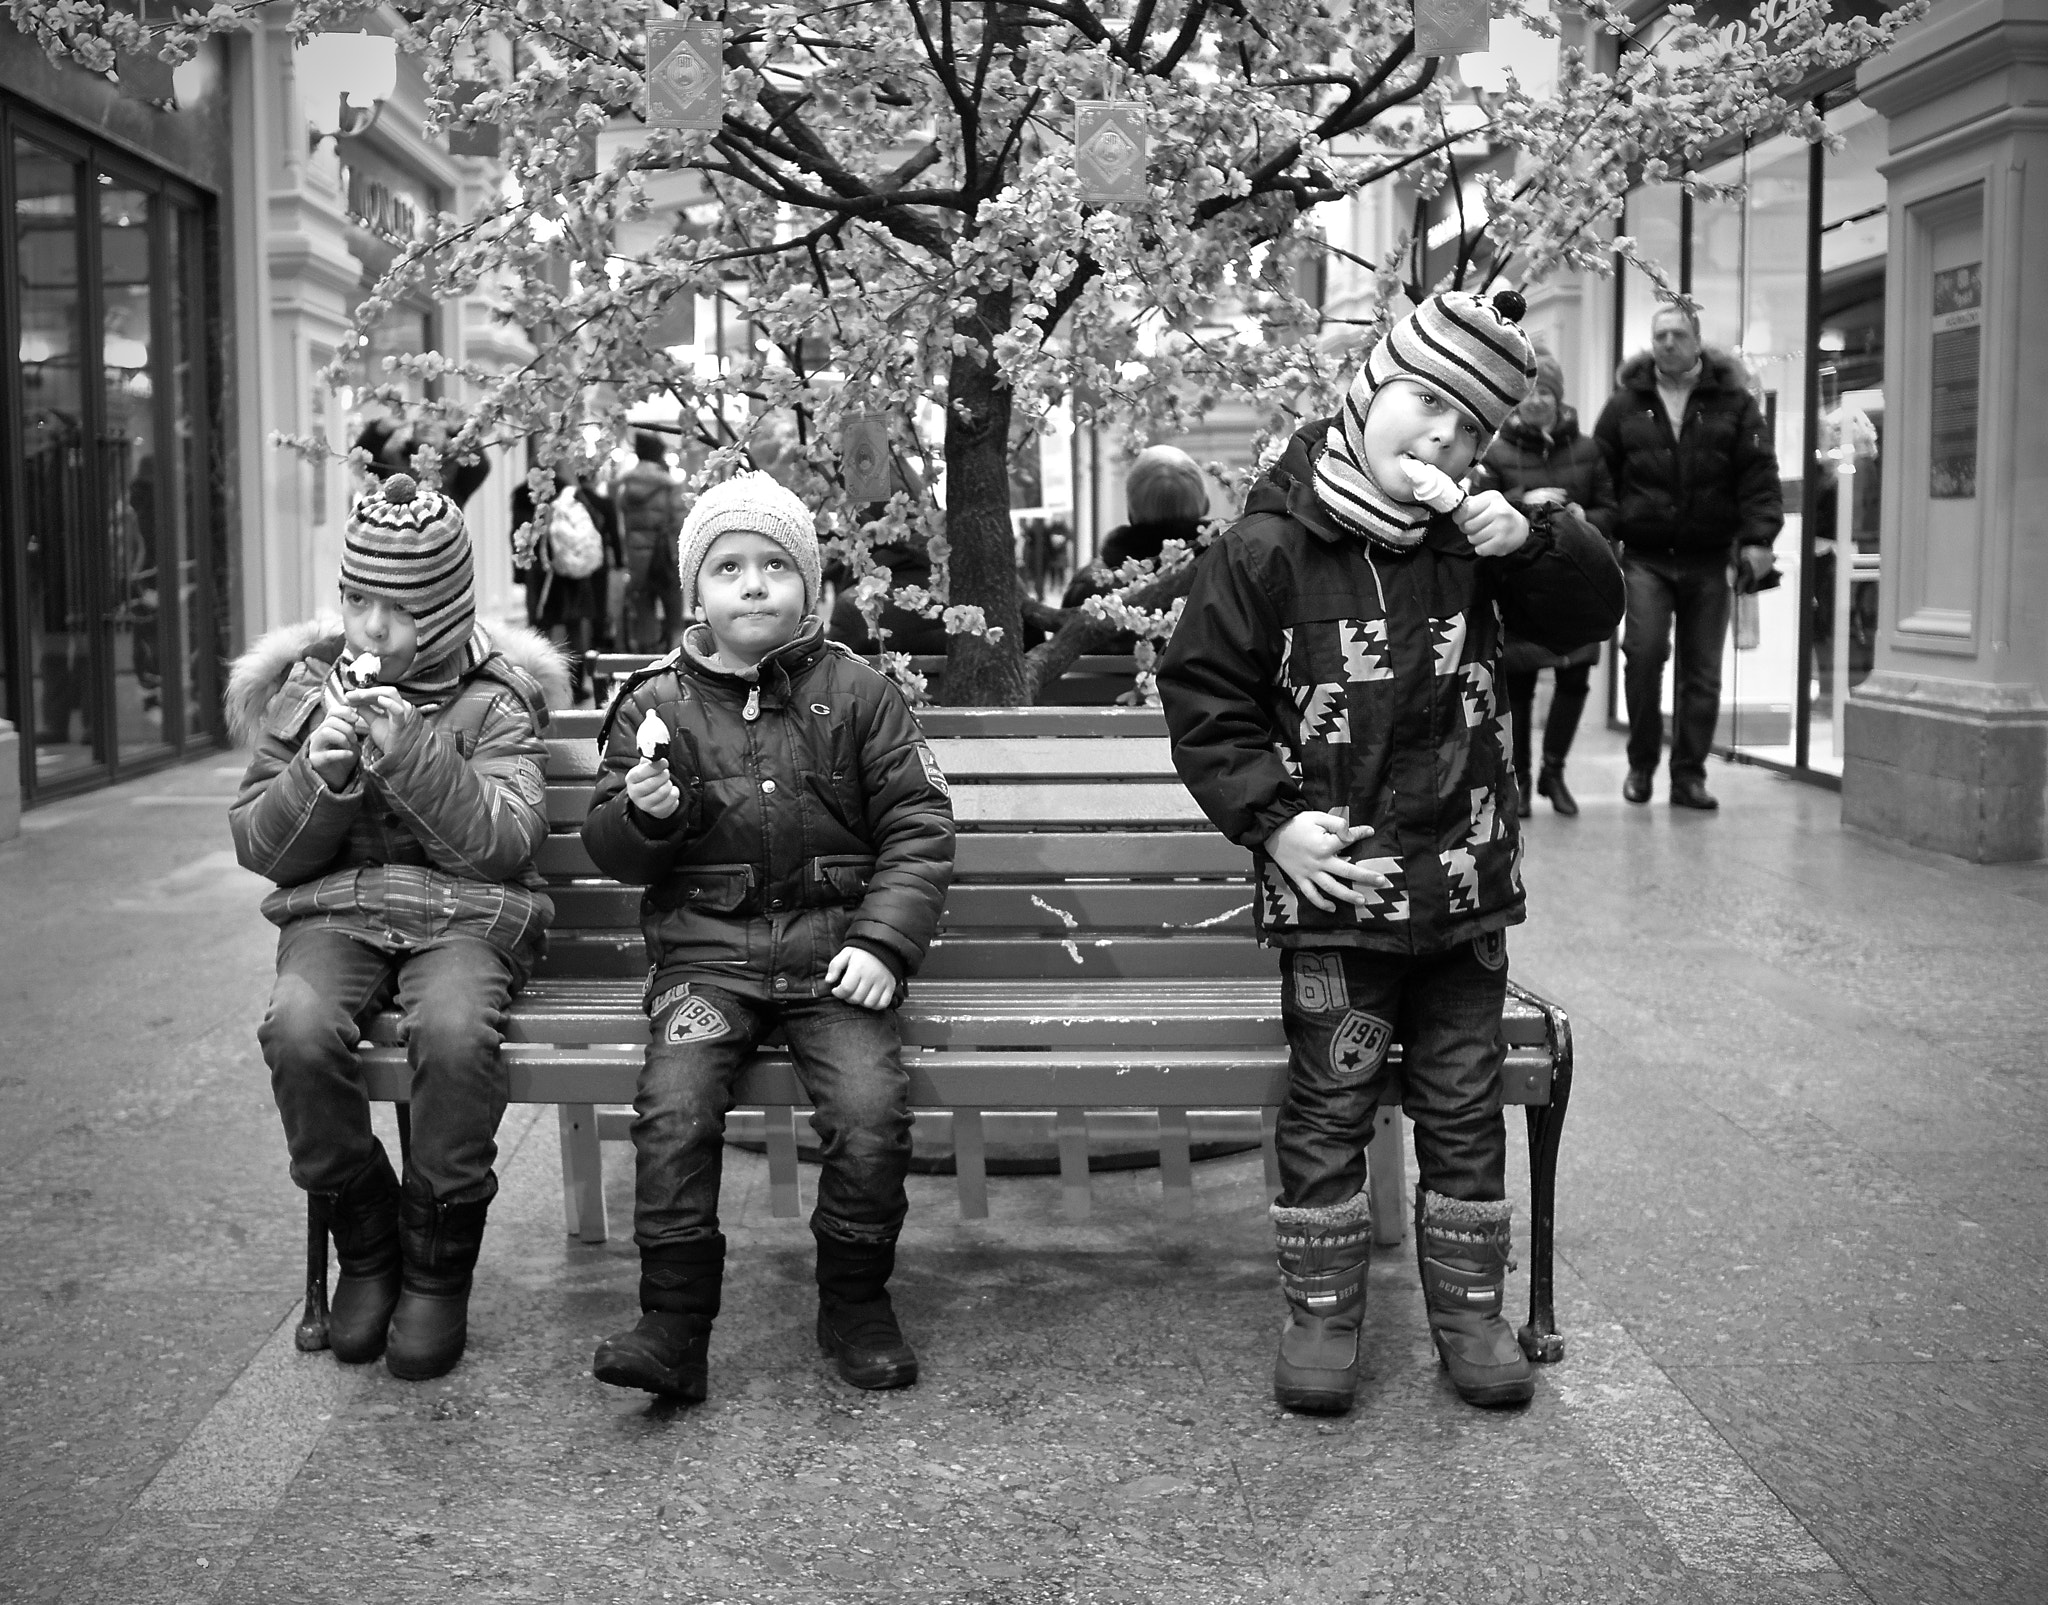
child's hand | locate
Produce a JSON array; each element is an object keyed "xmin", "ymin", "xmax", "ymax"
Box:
[
  {"xmin": 343, "ymin": 686, "xmax": 422, "ymax": 755},
  {"xmin": 625, "ymin": 757, "xmax": 681, "ymax": 819},
  {"xmin": 1454, "ymin": 489, "xmax": 1530, "ymax": 557},
  {"xmin": 306, "ymin": 708, "xmax": 363, "ymax": 792},
  {"xmin": 826, "ymin": 946, "xmax": 897, "ymax": 1010},
  {"xmin": 1265, "ymin": 811, "xmax": 1391, "ymax": 912}
]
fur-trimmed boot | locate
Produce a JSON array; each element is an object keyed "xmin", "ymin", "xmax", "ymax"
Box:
[
  {"xmin": 385, "ymin": 1176, "xmax": 493, "ymax": 1382},
  {"xmin": 318, "ymin": 1142, "xmax": 403, "ymax": 1364},
  {"xmin": 1271, "ymin": 1191, "xmax": 1374, "ymax": 1414},
  {"xmin": 592, "ymin": 1237, "xmax": 724, "ymax": 1403},
  {"xmin": 1414, "ymin": 1187, "xmax": 1534, "ymax": 1407},
  {"xmin": 814, "ymin": 1232, "xmax": 918, "ymax": 1390}
]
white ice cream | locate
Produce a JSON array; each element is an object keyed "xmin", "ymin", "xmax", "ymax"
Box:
[
  {"xmin": 343, "ymin": 652, "xmax": 381, "ymax": 689},
  {"xmin": 1398, "ymin": 455, "xmax": 1466, "ymax": 514},
  {"xmin": 636, "ymin": 710, "xmax": 671, "ymax": 761}
]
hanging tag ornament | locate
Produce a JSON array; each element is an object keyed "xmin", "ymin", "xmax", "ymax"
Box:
[
  {"xmin": 1414, "ymin": 0, "xmax": 1489, "ymax": 56},
  {"xmin": 841, "ymin": 415, "xmax": 893, "ymax": 504},
  {"xmin": 1074, "ymin": 102, "xmax": 1149, "ymax": 205},
  {"xmin": 647, "ymin": 23, "xmax": 723, "ymax": 130}
]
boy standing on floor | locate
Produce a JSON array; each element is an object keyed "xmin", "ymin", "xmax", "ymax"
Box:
[
  {"xmin": 582, "ymin": 472, "xmax": 954, "ymax": 1403},
  {"xmin": 1158, "ymin": 293, "xmax": 1623, "ymax": 1411},
  {"xmin": 228, "ymin": 473, "xmax": 568, "ymax": 1381}
]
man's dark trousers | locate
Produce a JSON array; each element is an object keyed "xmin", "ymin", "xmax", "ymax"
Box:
[{"xmin": 1622, "ymin": 550, "xmax": 1732, "ymax": 785}]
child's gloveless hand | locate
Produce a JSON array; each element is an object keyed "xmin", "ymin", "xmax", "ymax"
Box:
[
  {"xmin": 1265, "ymin": 811, "xmax": 1391, "ymax": 912},
  {"xmin": 826, "ymin": 946, "xmax": 897, "ymax": 1010},
  {"xmin": 1454, "ymin": 489, "xmax": 1530, "ymax": 557},
  {"xmin": 307, "ymin": 707, "xmax": 363, "ymax": 792},
  {"xmin": 625, "ymin": 757, "xmax": 682, "ymax": 819}
]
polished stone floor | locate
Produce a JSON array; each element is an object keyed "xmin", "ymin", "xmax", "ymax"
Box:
[{"xmin": 3, "ymin": 721, "xmax": 2044, "ymax": 1604}]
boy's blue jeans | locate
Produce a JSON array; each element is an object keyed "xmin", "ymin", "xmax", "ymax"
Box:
[
  {"xmin": 259, "ymin": 926, "xmax": 519, "ymax": 1205},
  {"xmin": 1275, "ymin": 939, "xmax": 1510, "ymax": 1210},
  {"xmin": 632, "ymin": 982, "xmax": 912, "ymax": 1251}
]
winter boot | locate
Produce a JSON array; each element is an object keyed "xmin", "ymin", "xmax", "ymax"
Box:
[
  {"xmin": 593, "ymin": 1237, "xmax": 725, "ymax": 1402},
  {"xmin": 385, "ymin": 1176, "xmax": 493, "ymax": 1382},
  {"xmin": 319, "ymin": 1143, "xmax": 402, "ymax": 1364},
  {"xmin": 1536, "ymin": 759, "xmax": 1579, "ymax": 816},
  {"xmin": 814, "ymin": 1232, "xmax": 918, "ymax": 1390},
  {"xmin": 1271, "ymin": 1191, "xmax": 1374, "ymax": 1414},
  {"xmin": 1414, "ymin": 1187, "xmax": 1534, "ymax": 1407},
  {"xmin": 1514, "ymin": 766, "xmax": 1534, "ymax": 819}
]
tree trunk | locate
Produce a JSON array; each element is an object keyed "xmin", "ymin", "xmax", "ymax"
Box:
[{"xmin": 939, "ymin": 285, "xmax": 1025, "ymax": 706}]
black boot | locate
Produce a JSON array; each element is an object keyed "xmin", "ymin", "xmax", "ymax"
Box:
[
  {"xmin": 386, "ymin": 1176, "xmax": 493, "ymax": 1382},
  {"xmin": 1271, "ymin": 1191, "xmax": 1373, "ymax": 1413},
  {"xmin": 319, "ymin": 1143, "xmax": 402, "ymax": 1364},
  {"xmin": 1536, "ymin": 759, "xmax": 1579, "ymax": 816},
  {"xmin": 815, "ymin": 1232, "xmax": 918, "ymax": 1390},
  {"xmin": 1415, "ymin": 1187, "xmax": 1533, "ymax": 1408},
  {"xmin": 1514, "ymin": 767, "xmax": 1533, "ymax": 819},
  {"xmin": 593, "ymin": 1238, "xmax": 724, "ymax": 1402}
]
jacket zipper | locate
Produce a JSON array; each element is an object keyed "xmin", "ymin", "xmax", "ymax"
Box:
[{"xmin": 743, "ymin": 685, "xmax": 760, "ymax": 722}]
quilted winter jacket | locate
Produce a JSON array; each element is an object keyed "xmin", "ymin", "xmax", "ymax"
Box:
[
  {"xmin": 1158, "ymin": 420, "xmax": 1624, "ymax": 954},
  {"xmin": 1593, "ymin": 351, "xmax": 1784, "ymax": 560},
  {"xmin": 225, "ymin": 620, "xmax": 570, "ymax": 963},
  {"xmin": 582, "ymin": 620, "xmax": 955, "ymax": 1000},
  {"xmin": 1476, "ymin": 408, "xmax": 1618, "ymax": 673}
]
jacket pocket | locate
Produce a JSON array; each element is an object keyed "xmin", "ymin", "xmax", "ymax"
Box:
[
  {"xmin": 659, "ymin": 864, "xmax": 753, "ymax": 915},
  {"xmin": 811, "ymin": 854, "xmax": 876, "ymax": 905}
]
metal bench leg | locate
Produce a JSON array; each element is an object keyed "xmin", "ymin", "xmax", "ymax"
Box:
[
  {"xmin": 295, "ymin": 1193, "xmax": 330, "ymax": 1352},
  {"xmin": 953, "ymin": 1109, "xmax": 989, "ymax": 1220},
  {"xmin": 1157, "ymin": 1108, "xmax": 1194, "ymax": 1220},
  {"xmin": 1055, "ymin": 1108, "xmax": 1091, "ymax": 1221},
  {"xmin": 558, "ymin": 1104, "xmax": 608, "ymax": 1243},
  {"xmin": 1260, "ymin": 1108, "xmax": 1281, "ymax": 1199},
  {"xmin": 1369, "ymin": 1106, "xmax": 1406, "ymax": 1247},
  {"xmin": 1518, "ymin": 999, "xmax": 1572, "ymax": 1364},
  {"xmin": 764, "ymin": 1106, "xmax": 802, "ymax": 1219}
]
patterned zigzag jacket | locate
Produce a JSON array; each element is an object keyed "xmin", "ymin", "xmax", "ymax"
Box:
[{"xmin": 1158, "ymin": 420, "xmax": 1625, "ymax": 955}]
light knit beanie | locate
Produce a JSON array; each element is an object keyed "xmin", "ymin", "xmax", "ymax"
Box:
[
  {"xmin": 341, "ymin": 472, "xmax": 475, "ymax": 668},
  {"xmin": 1358, "ymin": 289, "xmax": 1537, "ymax": 441},
  {"xmin": 677, "ymin": 470, "xmax": 821, "ymax": 615}
]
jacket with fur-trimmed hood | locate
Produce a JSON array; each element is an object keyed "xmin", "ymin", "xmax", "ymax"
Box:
[
  {"xmin": 1593, "ymin": 349, "xmax": 1783, "ymax": 560},
  {"xmin": 226, "ymin": 620, "xmax": 571, "ymax": 963}
]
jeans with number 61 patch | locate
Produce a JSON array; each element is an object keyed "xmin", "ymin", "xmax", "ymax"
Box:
[{"xmin": 1274, "ymin": 938, "xmax": 1510, "ymax": 1211}]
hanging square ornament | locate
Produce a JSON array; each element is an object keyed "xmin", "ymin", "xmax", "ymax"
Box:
[
  {"xmin": 648, "ymin": 23, "xmax": 723, "ymax": 130},
  {"xmin": 1074, "ymin": 102, "xmax": 1149, "ymax": 205},
  {"xmin": 841, "ymin": 415, "xmax": 893, "ymax": 503},
  {"xmin": 1414, "ymin": 0, "xmax": 1489, "ymax": 57}
]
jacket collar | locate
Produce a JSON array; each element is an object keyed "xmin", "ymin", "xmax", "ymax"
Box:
[
  {"xmin": 679, "ymin": 615, "xmax": 828, "ymax": 705},
  {"xmin": 1617, "ymin": 349, "xmax": 1746, "ymax": 397},
  {"xmin": 1496, "ymin": 405, "xmax": 1581, "ymax": 452}
]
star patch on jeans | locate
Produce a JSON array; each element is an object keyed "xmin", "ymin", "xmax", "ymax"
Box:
[
  {"xmin": 662, "ymin": 995, "xmax": 730, "ymax": 1044},
  {"xmin": 1330, "ymin": 1010, "xmax": 1392, "ymax": 1079}
]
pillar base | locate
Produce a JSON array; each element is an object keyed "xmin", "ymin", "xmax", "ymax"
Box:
[{"xmin": 1842, "ymin": 674, "xmax": 2048, "ymax": 862}]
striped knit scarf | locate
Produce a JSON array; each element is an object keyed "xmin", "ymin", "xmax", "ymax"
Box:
[
  {"xmin": 323, "ymin": 624, "xmax": 492, "ymax": 723},
  {"xmin": 1312, "ymin": 403, "xmax": 1434, "ymax": 552}
]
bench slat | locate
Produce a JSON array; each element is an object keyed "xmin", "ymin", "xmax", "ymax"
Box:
[
  {"xmin": 927, "ymin": 736, "xmax": 1176, "ymax": 778},
  {"xmin": 951, "ymin": 781, "xmax": 1209, "ymax": 826}
]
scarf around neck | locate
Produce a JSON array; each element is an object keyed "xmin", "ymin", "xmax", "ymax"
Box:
[
  {"xmin": 1311, "ymin": 400, "xmax": 1435, "ymax": 552},
  {"xmin": 324, "ymin": 622, "xmax": 492, "ymax": 721}
]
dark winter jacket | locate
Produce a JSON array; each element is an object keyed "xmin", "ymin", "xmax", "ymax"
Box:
[
  {"xmin": 583, "ymin": 619, "xmax": 955, "ymax": 1000},
  {"xmin": 1157, "ymin": 421, "xmax": 1624, "ymax": 954},
  {"xmin": 614, "ymin": 459, "xmax": 684, "ymax": 560},
  {"xmin": 1475, "ymin": 408, "xmax": 1618, "ymax": 672},
  {"xmin": 1593, "ymin": 351, "xmax": 1783, "ymax": 560},
  {"xmin": 226, "ymin": 620, "xmax": 571, "ymax": 964}
]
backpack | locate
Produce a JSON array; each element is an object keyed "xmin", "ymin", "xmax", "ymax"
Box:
[{"xmin": 547, "ymin": 492, "xmax": 605, "ymax": 579}]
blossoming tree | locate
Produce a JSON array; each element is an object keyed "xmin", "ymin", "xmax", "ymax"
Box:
[{"xmin": 21, "ymin": 0, "xmax": 1918, "ymax": 703}]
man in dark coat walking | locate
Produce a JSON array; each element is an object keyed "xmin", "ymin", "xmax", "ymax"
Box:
[{"xmin": 1594, "ymin": 303, "xmax": 1782, "ymax": 810}]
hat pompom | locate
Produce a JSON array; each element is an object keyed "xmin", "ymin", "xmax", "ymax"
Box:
[
  {"xmin": 383, "ymin": 472, "xmax": 419, "ymax": 504},
  {"xmin": 1491, "ymin": 289, "xmax": 1527, "ymax": 325}
]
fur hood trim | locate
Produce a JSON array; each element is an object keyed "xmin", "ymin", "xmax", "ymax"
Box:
[
  {"xmin": 225, "ymin": 617, "xmax": 573, "ymax": 746},
  {"xmin": 1271, "ymin": 1190, "xmax": 1374, "ymax": 1231},
  {"xmin": 1614, "ymin": 348, "xmax": 1751, "ymax": 395}
]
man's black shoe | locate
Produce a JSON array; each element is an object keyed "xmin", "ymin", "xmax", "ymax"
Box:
[
  {"xmin": 1669, "ymin": 778, "xmax": 1720, "ymax": 811},
  {"xmin": 1622, "ymin": 769, "xmax": 1652, "ymax": 805}
]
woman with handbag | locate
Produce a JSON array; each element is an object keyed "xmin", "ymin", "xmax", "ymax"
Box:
[{"xmin": 1474, "ymin": 354, "xmax": 1618, "ymax": 816}]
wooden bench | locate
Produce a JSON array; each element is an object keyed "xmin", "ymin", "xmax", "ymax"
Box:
[{"xmin": 300, "ymin": 703, "xmax": 1572, "ymax": 1365}]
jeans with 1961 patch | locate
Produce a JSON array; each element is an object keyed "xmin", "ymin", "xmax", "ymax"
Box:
[
  {"xmin": 1275, "ymin": 938, "xmax": 1510, "ymax": 1210},
  {"xmin": 631, "ymin": 980, "xmax": 913, "ymax": 1252}
]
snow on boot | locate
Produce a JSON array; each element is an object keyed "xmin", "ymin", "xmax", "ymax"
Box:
[
  {"xmin": 1414, "ymin": 1187, "xmax": 1534, "ymax": 1407},
  {"xmin": 1271, "ymin": 1190, "xmax": 1374, "ymax": 1414},
  {"xmin": 321, "ymin": 1143, "xmax": 402, "ymax": 1364},
  {"xmin": 593, "ymin": 1238, "xmax": 724, "ymax": 1402},
  {"xmin": 385, "ymin": 1178, "xmax": 492, "ymax": 1382},
  {"xmin": 815, "ymin": 1232, "xmax": 918, "ymax": 1390}
]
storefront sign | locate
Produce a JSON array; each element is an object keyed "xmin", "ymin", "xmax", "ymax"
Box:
[
  {"xmin": 1928, "ymin": 262, "xmax": 1980, "ymax": 500},
  {"xmin": 340, "ymin": 160, "xmax": 427, "ymax": 247}
]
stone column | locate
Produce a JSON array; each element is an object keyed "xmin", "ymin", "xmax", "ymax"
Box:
[{"xmin": 1844, "ymin": 0, "xmax": 2048, "ymax": 861}]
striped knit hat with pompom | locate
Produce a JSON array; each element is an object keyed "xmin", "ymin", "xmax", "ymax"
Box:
[
  {"xmin": 341, "ymin": 472, "xmax": 476, "ymax": 668},
  {"xmin": 1360, "ymin": 290, "xmax": 1537, "ymax": 440}
]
